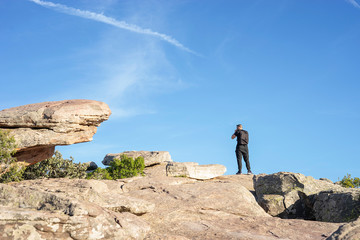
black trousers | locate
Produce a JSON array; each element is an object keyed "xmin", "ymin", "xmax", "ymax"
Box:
[{"xmin": 235, "ymin": 144, "xmax": 251, "ymax": 172}]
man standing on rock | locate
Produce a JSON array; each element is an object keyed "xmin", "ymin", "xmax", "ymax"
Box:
[{"xmin": 231, "ymin": 124, "xmax": 252, "ymax": 175}]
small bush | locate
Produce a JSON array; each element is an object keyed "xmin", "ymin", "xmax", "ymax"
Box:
[
  {"xmin": 0, "ymin": 129, "xmax": 27, "ymax": 183},
  {"xmin": 87, "ymin": 168, "xmax": 113, "ymax": 180},
  {"xmin": 87, "ymin": 154, "xmax": 145, "ymax": 180},
  {"xmin": 0, "ymin": 129, "xmax": 17, "ymax": 161},
  {"xmin": 339, "ymin": 174, "xmax": 360, "ymax": 188},
  {"xmin": 0, "ymin": 162, "xmax": 27, "ymax": 183},
  {"xmin": 23, "ymin": 151, "xmax": 88, "ymax": 179},
  {"xmin": 109, "ymin": 154, "xmax": 145, "ymax": 179}
]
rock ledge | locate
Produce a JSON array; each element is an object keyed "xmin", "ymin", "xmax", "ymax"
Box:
[{"xmin": 0, "ymin": 99, "xmax": 111, "ymax": 164}]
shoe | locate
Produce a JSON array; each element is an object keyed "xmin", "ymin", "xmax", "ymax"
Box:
[
  {"xmin": 247, "ymin": 171, "xmax": 253, "ymax": 175},
  {"xmin": 236, "ymin": 171, "xmax": 242, "ymax": 175}
]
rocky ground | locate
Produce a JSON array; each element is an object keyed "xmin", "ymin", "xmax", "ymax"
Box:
[{"xmin": 1, "ymin": 163, "xmax": 357, "ymax": 240}]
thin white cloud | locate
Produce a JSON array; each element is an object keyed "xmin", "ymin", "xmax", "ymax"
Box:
[
  {"xmin": 52, "ymin": 33, "xmax": 188, "ymax": 120},
  {"xmin": 95, "ymin": 41, "xmax": 187, "ymax": 119},
  {"xmin": 347, "ymin": 0, "xmax": 360, "ymax": 8},
  {"xmin": 29, "ymin": 0, "xmax": 198, "ymax": 55}
]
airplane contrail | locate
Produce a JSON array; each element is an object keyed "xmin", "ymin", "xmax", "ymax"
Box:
[{"xmin": 29, "ymin": 0, "xmax": 198, "ymax": 55}]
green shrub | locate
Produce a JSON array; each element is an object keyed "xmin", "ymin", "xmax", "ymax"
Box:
[
  {"xmin": 87, "ymin": 154, "xmax": 145, "ymax": 180},
  {"xmin": 23, "ymin": 150, "xmax": 88, "ymax": 179},
  {"xmin": 0, "ymin": 129, "xmax": 26, "ymax": 183},
  {"xmin": 0, "ymin": 162, "xmax": 26, "ymax": 183},
  {"xmin": 109, "ymin": 155, "xmax": 145, "ymax": 179},
  {"xmin": 0, "ymin": 129, "xmax": 17, "ymax": 162},
  {"xmin": 86, "ymin": 167, "xmax": 113, "ymax": 180},
  {"xmin": 339, "ymin": 174, "xmax": 360, "ymax": 188}
]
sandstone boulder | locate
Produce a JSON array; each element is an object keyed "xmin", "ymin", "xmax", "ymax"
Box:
[
  {"xmin": 0, "ymin": 100, "xmax": 111, "ymax": 164},
  {"xmin": 166, "ymin": 162, "xmax": 226, "ymax": 180},
  {"xmin": 254, "ymin": 172, "xmax": 360, "ymax": 222},
  {"xmin": 103, "ymin": 151, "xmax": 172, "ymax": 167},
  {"xmin": 313, "ymin": 190, "xmax": 360, "ymax": 223}
]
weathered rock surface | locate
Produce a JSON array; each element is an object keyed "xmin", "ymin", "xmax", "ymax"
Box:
[
  {"xmin": 254, "ymin": 172, "xmax": 360, "ymax": 222},
  {"xmin": 103, "ymin": 151, "xmax": 172, "ymax": 167},
  {"xmin": 0, "ymin": 169, "xmax": 343, "ymax": 240},
  {"xmin": 327, "ymin": 217, "xmax": 360, "ymax": 240},
  {"xmin": 313, "ymin": 190, "xmax": 360, "ymax": 223},
  {"xmin": 166, "ymin": 162, "xmax": 227, "ymax": 180},
  {"xmin": 0, "ymin": 100, "xmax": 111, "ymax": 165},
  {"xmin": 214, "ymin": 174, "xmax": 256, "ymax": 192},
  {"xmin": 0, "ymin": 180, "xmax": 150, "ymax": 239}
]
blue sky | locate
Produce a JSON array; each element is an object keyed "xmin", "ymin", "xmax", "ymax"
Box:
[{"xmin": 1, "ymin": 0, "xmax": 359, "ymax": 181}]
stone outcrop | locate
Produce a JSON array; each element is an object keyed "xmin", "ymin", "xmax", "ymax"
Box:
[
  {"xmin": 0, "ymin": 100, "xmax": 111, "ymax": 164},
  {"xmin": 327, "ymin": 217, "xmax": 360, "ymax": 240},
  {"xmin": 166, "ymin": 162, "xmax": 227, "ymax": 180},
  {"xmin": 254, "ymin": 172, "xmax": 360, "ymax": 222},
  {"xmin": 103, "ymin": 151, "xmax": 172, "ymax": 167},
  {"xmin": 0, "ymin": 172, "xmax": 342, "ymax": 240},
  {"xmin": 0, "ymin": 166, "xmax": 348, "ymax": 240},
  {"xmin": 103, "ymin": 152, "xmax": 227, "ymax": 180}
]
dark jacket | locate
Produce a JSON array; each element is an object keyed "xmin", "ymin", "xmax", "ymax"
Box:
[{"xmin": 234, "ymin": 130, "xmax": 249, "ymax": 145}]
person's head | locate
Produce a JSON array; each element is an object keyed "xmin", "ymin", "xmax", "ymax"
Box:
[{"xmin": 237, "ymin": 124, "xmax": 243, "ymax": 130}]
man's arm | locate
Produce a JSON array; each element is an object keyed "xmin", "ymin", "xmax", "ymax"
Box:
[{"xmin": 231, "ymin": 130, "xmax": 237, "ymax": 139}]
